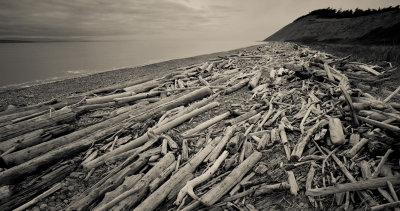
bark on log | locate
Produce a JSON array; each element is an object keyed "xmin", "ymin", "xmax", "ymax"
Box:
[
  {"xmin": 306, "ymin": 175, "xmax": 400, "ymax": 196},
  {"xmin": 0, "ymin": 123, "xmax": 121, "ymax": 185},
  {"xmin": 200, "ymin": 151, "xmax": 262, "ymax": 206},
  {"xmin": 0, "ymin": 124, "xmax": 73, "ymax": 154},
  {"xmin": 133, "ymin": 138, "xmax": 218, "ymax": 211},
  {"xmin": 291, "ymin": 119, "xmax": 328, "ymax": 160},
  {"xmin": 0, "ymin": 107, "xmax": 77, "ymax": 142},
  {"xmin": 182, "ymin": 111, "xmax": 230, "ymax": 137}
]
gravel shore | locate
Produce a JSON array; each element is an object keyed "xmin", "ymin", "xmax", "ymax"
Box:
[{"xmin": 0, "ymin": 44, "xmax": 263, "ymax": 111}]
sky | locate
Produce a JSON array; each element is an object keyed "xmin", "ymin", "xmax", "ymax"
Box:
[{"xmin": 0, "ymin": 0, "xmax": 399, "ymax": 41}]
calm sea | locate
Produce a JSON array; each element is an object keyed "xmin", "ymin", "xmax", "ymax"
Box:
[{"xmin": 0, "ymin": 40, "xmax": 257, "ymax": 88}]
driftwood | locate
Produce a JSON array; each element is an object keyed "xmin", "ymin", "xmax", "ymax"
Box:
[
  {"xmin": 14, "ymin": 183, "xmax": 62, "ymax": 211},
  {"xmin": 92, "ymin": 153, "xmax": 175, "ymax": 211},
  {"xmin": 0, "ymin": 107, "xmax": 77, "ymax": 142},
  {"xmin": 0, "ymin": 124, "xmax": 73, "ymax": 154},
  {"xmin": 86, "ymin": 101, "xmax": 218, "ymax": 169},
  {"xmin": 149, "ymin": 161, "xmax": 177, "ymax": 192},
  {"xmin": 328, "ymin": 117, "xmax": 345, "ymax": 145},
  {"xmin": 227, "ymin": 110, "xmax": 257, "ymax": 125},
  {"xmin": 0, "ymin": 162, "xmax": 76, "ymax": 211},
  {"xmin": 199, "ymin": 151, "xmax": 262, "ymax": 206},
  {"xmin": 306, "ymin": 175, "xmax": 400, "ymax": 196},
  {"xmin": 0, "ymin": 123, "xmax": 121, "ymax": 185},
  {"xmin": 224, "ymin": 79, "xmax": 250, "ymax": 95},
  {"xmin": 182, "ymin": 111, "xmax": 231, "ymax": 137},
  {"xmin": 248, "ymin": 69, "xmax": 262, "ymax": 89},
  {"xmin": 345, "ymin": 138, "xmax": 369, "ymax": 158},
  {"xmin": 114, "ymin": 91, "xmax": 162, "ymax": 104},
  {"xmin": 133, "ymin": 138, "xmax": 218, "ymax": 211},
  {"xmin": 291, "ymin": 119, "xmax": 328, "ymax": 160},
  {"xmin": 357, "ymin": 115, "xmax": 400, "ymax": 133},
  {"xmin": 85, "ymin": 92, "xmax": 134, "ymax": 105},
  {"xmin": 207, "ymin": 126, "xmax": 236, "ymax": 162},
  {"xmin": 383, "ymin": 85, "xmax": 400, "ymax": 103},
  {"xmin": 123, "ymin": 79, "xmax": 161, "ymax": 93},
  {"xmin": 371, "ymin": 201, "xmax": 400, "ymax": 211}
]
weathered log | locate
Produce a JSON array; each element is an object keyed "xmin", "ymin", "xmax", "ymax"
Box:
[
  {"xmin": 92, "ymin": 153, "xmax": 175, "ymax": 211},
  {"xmin": 78, "ymin": 102, "xmax": 116, "ymax": 112},
  {"xmin": 149, "ymin": 161, "xmax": 177, "ymax": 192},
  {"xmin": 114, "ymin": 91, "xmax": 162, "ymax": 104},
  {"xmin": 67, "ymin": 155, "xmax": 150, "ymax": 210},
  {"xmin": 357, "ymin": 115, "xmax": 400, "ymax": 133},
  {"xmin": 199, "ymin": 151, "xmax": 262, "ymax": 206},
  {"xmin": 108, "ymin": 101, "xmax": 149, "ymax": 117},
  {"xmin": 123, "ymin": 79, "xmax": 161, "ymax": 93},
  {"xmin": 0, "ymin": 123, "xmax": 121, "ymax": 185},
  {"xmin": 227, "ymin": 110, "xmax": 258, "ymax": 125},
  {"xmin": 371, "ymin": 201, "xmax": 400, "ymax": 211},
  {"xmin": 340, "ymin": 85, "xmax": 359, "ymax": 126},
  {"xmin": 133, "ymin": 138, "xmax": 218, "ymax": 211},
  {"xmin": 248, "ymin": 69, "xmax": 262, "ymax": 89},
  {"xmin": 182, "ymin": 111, "xmax": 230, "ymax": 137},
  {"xmin": 224, "ymin": 79, "xmax": 250, "ymax": 95},
  {"xmin": 371, "ymin": 149, "xmax": 394, "ymax": 178},
  {"xmin": 0, "ymin": 162, "xmax": 76, "ymax": 211},
  {"xmin": 306, "ymin": 175, "xmax": 400, "ymax": 196},
  {"xmin": 95, "ymin": 174, "xmax": 143, "ymax": 208},
  {"xmin": 85, "ymin": 92, "xmax": 134, "ymax": 105},
  {"xmin": 257, "ymin": 132, "xmax": 270, "ymax": 150},
  {"xmin": 86, "ymin": 101, "xmax": 218, "ymax": 169},
  {"xmin": 0, "ymin": 124, "xmax": 73, "ymax": 154},
  {"xmin": 175, "ymin": 151, "xmax": 229, "ymax": 204},
  {"xmin": 80, "ymin": 78, "xmax": 152, "ymax": 95},
  {"xmin": 358, "ymin": 64, "xmax": 381, "ymax": 76},
  {"xmin": 207, "ymin": 126, "xmax": 236, "ymax": 162},
  {"xmin": 279, "ymin": 123, "xmax": 291, "ymax": 160},
  {"xmin": 0, "ymin": 107, "xmax": 77, "ymax": 142},
  {"xmin": 14, "ymin": 183, "xmax": 62, "ymax": 211},
  {"xmin": 345, "ymin": 138, "xmax": 369, "ymax": 158},
  {"xmin": 291, "ymin": 119, "xmax": 328, "ymax": 160},
  {"xmin": 264, "ymin": 109, "xmax": 285, "ymax": 127}
]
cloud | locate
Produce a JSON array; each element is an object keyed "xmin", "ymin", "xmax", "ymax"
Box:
[{"xmin": 0, "ymin": 0, "xmax": 398, "ymax": 41}]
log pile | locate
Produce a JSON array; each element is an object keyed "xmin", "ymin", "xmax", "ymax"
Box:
[{"xmin": 0, "ymin": 42, "xmax": 399, "ymax": 210}]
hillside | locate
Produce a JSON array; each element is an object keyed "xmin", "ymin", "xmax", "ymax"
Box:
[{"xmin": 265, "ymin": 9, "xmax": 400, "ymax": 44}]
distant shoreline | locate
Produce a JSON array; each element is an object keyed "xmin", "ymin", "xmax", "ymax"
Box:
[{"xmin": 0, "ymin": 43, "xmax": 264, "ymax": 110}]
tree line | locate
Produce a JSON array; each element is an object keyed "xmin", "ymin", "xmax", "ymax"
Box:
[{"xmin": 294, "ymin": 5, "xmax": 400, "ymax": 22}]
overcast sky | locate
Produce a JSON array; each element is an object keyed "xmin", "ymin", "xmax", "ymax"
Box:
[{"xmin": 0, "ymin": 0, "xmax": 399, "ymax": 41}]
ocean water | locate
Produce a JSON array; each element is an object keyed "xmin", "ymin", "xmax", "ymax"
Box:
[{"xmin": 0, "ymin": 40, "xmax": 258, "ymax": 88}]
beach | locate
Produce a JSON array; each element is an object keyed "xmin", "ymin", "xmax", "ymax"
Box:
[{"xmin": 0, "ymin": 44, "xmax": 263, "ymax": 111}]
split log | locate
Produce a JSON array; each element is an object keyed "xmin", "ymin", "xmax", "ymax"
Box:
[
  {"xmin": 224, "ymin": 79, "xmax": 250, "ymax": 95},
  {"xmin": 0, "ymin": 107, "xmax": 77, "ymax": 142},
  {"xmin": 123, "ymin": 79, "xmax": 161, "ymax": 93},
  {"xmin": 0, "ymin": 124, "xmax": 73, "ymax": 154},
  {"xmin": 0, "ymin": 123, "xmax": 122, "ymax": 185},
  {"xmin": 306, "ymin": 175, "xmax": 400, "ymax": 196},
  {"xmin": 182, "ymin": 111, "xmax": 231, "ymax": 137},
  {"xmin": 133, "ymin": 138, "xmax": 219, "ymax": 211},
  {"xmin": 227, "ymin": 110, "xmax": 258, "ymax": 125},
  {"xmin": 248, "ymin": 69, "xmax": 262, "ymax": 89},
  {"xmin": 91, "ymin": 153, "xmax": 175, "ymax": 211},
  {"xmin": 114, "ymin": 91, "xmax": 162, "ymax": 104},
  {"xmin": 279, "ymin": 123, "xmax": 291, "ymax": 160},
  {"xmin": 291, "ymin": 119, "xmax": 328, "ymax": 160},
  {"xmin": 199, "ymin": 151, "xmax": 262, "ymax": 206},
  {"xmin": 0, "ymin": 162, "xmax": 76, "ymax": 211},
  {"xmin": 207, "ymin": 126, "xmax": 236, "ymax": 162},
  {"xmin": 108, "ymin": 101, "xmax": 149, "ymax": 117},
  {"xmin": 86, "ymin": 100, "xmax": 218, "ymax": 169}
]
